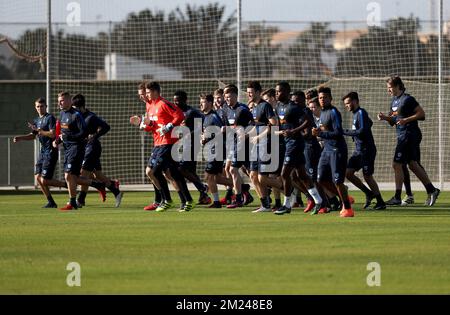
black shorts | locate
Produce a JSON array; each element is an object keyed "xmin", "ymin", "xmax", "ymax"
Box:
[
  {"xmin": 283, "ymin": 139, "xmax": 305, "ymax": 167},
  {"xmin": 35, "ymin": 150, "xmax": 58, "ymax": 179},
  {"xmin": 148, "ymin": 144, "xmax": 174, "ymax": 174},
  {"xmin": 63, "ymin": 143, "xmax": 85, "ymax": 175},
  {"xmin": 304, "ymin": 142, "xmax": 321, "ymax": 181},
  {"xmin": 317, "ymin": 148, "xmax": 347, "ymax": 184},
  {"xmin": 347, "ymin": 148, "xmax": 376, "ymax": 176},
  {"xmin": 394, "ymin": 133, "xmax": 421, "ymax": 164},
  {"xmin": 82, "ymin": 144, "xmax": 102, "ymax": 172},
  {"xmin": 205, "ymin": 160, "xmax": 224, "ymax": 175}
]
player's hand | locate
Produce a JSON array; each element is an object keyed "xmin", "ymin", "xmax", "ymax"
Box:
[
  {"xmin": 377, "ymin": 112, "xmax": 388, "ymax": 121},
  {"xmin": 396, "ymin": 118, "xmax": 407, "ymax": 126},
  {"xmin": 157, "ymin": 123, "xmax": 174, "ymax": 136},
  {"xmin": 312, "ymin": 127, "xmax": 319, "ymax": 137},
  {"xmin": 13, "ymin": 137, "xmax": 19, "ymax": 143},
  {"xmin": 129, "ymin": 115, "xmax": 141, "ymax": 126}
]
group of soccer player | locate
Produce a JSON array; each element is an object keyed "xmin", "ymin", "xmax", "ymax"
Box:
[
  {"xmin": 14, "ymin": 92, "xmax": 123, "ymax": 210},
  {"xmin": 16, "ymin": 74, "xmax": 440, "ymax": 216},
  {"xmin": 128, "ymin": 75, "xmax": 440, "ymax": 217}
]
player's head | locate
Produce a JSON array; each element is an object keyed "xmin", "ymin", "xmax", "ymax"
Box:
[
  {"xmin": 58, "ymin": 91, "xmax": 72, "ymax": 111},
  {"xmin": 318, "ymin": 86, "xmax": 332, "ymax": 109},
  {"xmin": 213, "ymin": 88, "xmax": 224, "ymax": 108},
  {"xmin": 71, "ymin": 94, "xmax": 86, "ymax": 110},
  {"xmin": 34, "ymin": 97, "xmax": 47, "ymax": 116},
  {"xmin": 308, "ymin": 97, "xmax": 321, "ymax": 117},
  {"xmin": 173, "ymin": 90, "xmax": 188, "ymax": 108},
  {"xmin": 275, "ymin": 81, "xmax": 291, "ymax": 103},
  {"xmin": 246, "ymin": 81, "xmax": 262, "ymax": 104},
  {"xmin": 138, "ymin": 82, "xmax": 148, "ymax": 103},
  {"xmin": 342, "ymin": 91, "xmax": 359, "ymax": 112},
  {"xmin": 291, "ymin": 90, "xmax": 306, "ymax": 107},
  {"xmin": 386, "ymin": 75, "xmax": 405, "ymax": 97},
  {"xmin": 261, "ymin": 88, "xmax": 276, "ymax": 106},
  {"xmin": 199, "ymin": 93, "xmax": 214, "ymax": 114},
  {"xmin": 145, "ymin": 81, "xmax": 161, "ymax": 101},
  {"xmin": 306, "ymin": 88, "xmax": 318, "ymax": 103},
  {"xmin": 223, "ymin": 84, "xmax": 238, "ymax": 107}
]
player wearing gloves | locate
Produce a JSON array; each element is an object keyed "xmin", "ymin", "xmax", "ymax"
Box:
[{"xmin": 130, "ymin": 82, "xmax": 192, "ymax": 212}]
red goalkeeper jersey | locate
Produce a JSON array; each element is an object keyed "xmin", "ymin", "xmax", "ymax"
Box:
[{"xmin": 144, "ymin": 96, "xmax": 184, "ymax": 146}]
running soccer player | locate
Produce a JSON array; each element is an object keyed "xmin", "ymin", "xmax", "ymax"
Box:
[
  {"xmin": 173, "ymin": 90, "xmax": 211, "ymax": 206},
  {"xmin": 132, "ymin": 82, "xmax": 193, "ymax": 212},
  {"xmin": 214, "ymin": 88, "xmax": 235, "ymax": 205},
  {"xmin": 222, "ymin": 84, "xmax": 254, "ymax": 208},
  {"xmin": 246, "ymin": 81, "xmax": 278, "ymax": 213},
  {"xmin": 378, "ymin": 75, "xmax": 440, "ymax": 206},
  {"xmin": 200, "ymin": 93, "xmax": 234, "ymax": 208},
  {"xmin": 71, "ymin": 94, "xmax": 123, "ymax": 208},
  {"xmin": 261, "ymin": 82, "xmax": 323, "ymax": 215},
  {"xmin": 136, "ymin": 83, "xmax": 164, "ymax": 211},
  {"xmin": 13, "ymin": 97, "xmax": 67, "ymax": 208},
  {"xmin": 342, "ymin": 92, "xmax": 386, "ymax": 210},
  {"xmin": 312, "ymin": 86, "xmax": 354, "ymax": 218},
  {"xmin": 54, "ymin": 91, "xmax": 106, "ymax": 211}
]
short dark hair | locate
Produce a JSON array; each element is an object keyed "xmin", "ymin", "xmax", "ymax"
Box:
[
  {"xmin": 58, "ymin": 91, "xmax": 70, "ymax": 98},
  {"xmin": 71, "ymin": 93, "xmax": 86, "ymax": 108},
  {"xmin": 318, "ymin": 86, "xmax": 332, "ymax": 97},
  {"xmin": 386, "ymin": 75, "xmax": 405, "ymax": 91},
  {"xmin": 306, "ymin": 88, "xmax": 318, "ymax": 100},
  {"xmin": 342, "ymin": 91, "xmax": 359, "ymax": 102},
  {"xmin": 138, "ymin": 82, "xmax": 146, "ymax": 90},
  {"xmin": 224, "ymin": 84, "xmax": 238, "ymax": 95},
  {"xmin": 276, "ymin": 81, "xmax": 291, "ymax": 94},
  {"xmin": 261, "ymin": 88, "xmax": 275, "ymax": 98},
  {"xmin": 35, "ymin": 97, "xmax": 46, "ymax": 105},
  {"xmin": 292, "ymin": 90, "xmax": 305, "ymax": 99},
  {"xmin": 213, "ymin": 88, "xmax": 224, "ymax": 96},
  {"xmin": 174, "ymin": 90, "xmax": 188, "ymax": 103},
  {"xmin": 145, "ymin": 81, "xmax": 161, "ymax": 93},
  {"xmin": 247, "ymin": 81, "xmax": 262, "ymax": 92},
  {"xmin": 200, "ymin": 93, "xmax": 214, "ymax": 104}
]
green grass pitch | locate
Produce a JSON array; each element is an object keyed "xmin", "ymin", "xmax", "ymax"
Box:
[{"xmin": 0, "ymin": 190, "xmax": 449, "ymax": 294}]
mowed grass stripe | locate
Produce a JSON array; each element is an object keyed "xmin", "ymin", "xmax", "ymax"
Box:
[{"xmin": 0, "ymin": 190, "xmax": 449, "ymax": 294}]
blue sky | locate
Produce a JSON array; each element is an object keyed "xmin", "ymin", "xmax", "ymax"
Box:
[{"xmin": 1, "ymin": 0, "xmax": 447, "ymax": 38}]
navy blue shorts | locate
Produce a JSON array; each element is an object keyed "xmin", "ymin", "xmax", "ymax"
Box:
[
  {"xmin": 82, "ymin": 144, "xmax": 102, "ymax": 172},
  {"xmin": 283, "ymin": 139, "xmax": 305, "ymax": 167},
  {"xmin": 178, "ymin": 160, "xmax": 197, "ymax": 174},
  {"xmin": 394, "ymin": 132, "xmax": 421, "ymax": 164},
  {"xmin": 205, "ymin": 160, "xmax": 224, "ymax": 175},
  {"xmin": 148, "ymin": 144, "xmax": 174, "ymax": 174},
  {"xmin": 317, "ymin": 148, "xmax": 347, "ymax": 184},
  {"xmin": 35, "ymin": 150, "xmax": 58, "ymax": 179},
  {"xmin": 231, "ymin": 141, "xmax": 250, "ymax": 169},
  {"xmin": 347, "ymin": 149, "xmax": 376, "ymax": 176},
  {"xmin": 304, "ymin": 142, "xmax": 321, "ymax": 181},
  {"xmin": 64, "ymin": 143, "xmax": 85, "ymax": 175}
]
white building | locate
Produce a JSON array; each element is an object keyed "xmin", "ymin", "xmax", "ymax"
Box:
[{"xmin": 103, "ymin": 53, "xmax": 183, "ymax": 80}]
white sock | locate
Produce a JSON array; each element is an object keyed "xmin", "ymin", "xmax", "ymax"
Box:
[
  {"xmin": 213, "ymin": 192, "xmax": 219, "ymax": 202},
  {"xmin": 284, "ymin": 195, "xmax": 291, "ymax": 207},
  {"xmin": 308, "ymin": 188, "xmax": 322, "ymax": 205}
]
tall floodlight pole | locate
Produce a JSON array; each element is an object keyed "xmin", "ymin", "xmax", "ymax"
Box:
[
  {"xmin": 237, "ymin": 0, "xmax": 241, "ymax": 101},
  {"xmin": 438, "ymin": 0, "xmax": 443, "ymax": 190}
]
